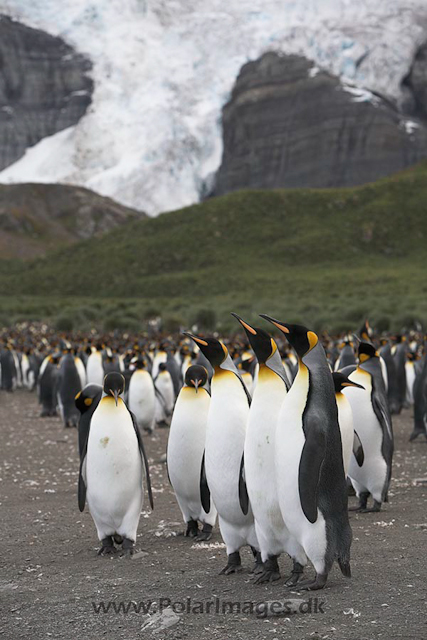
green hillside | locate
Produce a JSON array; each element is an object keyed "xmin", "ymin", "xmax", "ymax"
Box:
[{"xmin": 0, "ymin": 162, "xmax": 426, "ymax": 333}]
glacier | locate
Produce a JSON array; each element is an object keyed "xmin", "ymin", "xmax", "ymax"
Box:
[{"xmin": 0, "ymin": 0, "xmax": 426, "ymax": 214}]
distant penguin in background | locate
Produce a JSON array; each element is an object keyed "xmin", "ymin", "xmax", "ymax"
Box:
[
  {"xmin": 332, "ymin": 372, "xmax": 365, "ymax": 476},
  {"xmin": 342, "ymin": 341, "xmax": 393, "ymax": 512},
  {"xmin": 167, "ymin": 365, "xmax": 217, "ymax": 540},
  {"xmin": 380, "ymin": 340, "xmax": 400, "ymax": 414},
  {"xmin": 0, "ymin": 345, "xmax": 17, "ymax": 391},
  {"xmin": 232, "ymin": 314, "xmax": 307, "ymax": 586},
  {"xmin": 87, "ymin": 346, "xmax": 105, "ymax": 386},
  {"xmin": 78, "ymin": 373, "xmax": 153, "ymax": 555},
  {"xmin": 334, "ymin": 340, "xmax": 356, "ymax": 372},
  {"xmin": 39, "ymin": 354, "xmax": 61, "ymax": 417},
  {"xmin": 128, "ymin": 356, "xmax": 156, "ymax": 433},
  {"xmin": 260, "ymin": 316, "xmax": 352, "ymax": 590},
  {"xmin": 410, "ymin": 354, "xmax": 427, "ymax": 442},
  {"xmin": 184, "ymin": 332, "xmax": 259, "ymax": 575},
  {"xmin": 75, "ymin": 383, "xmax": 103, "ymax": 459},
  {"xmin": 154, "ymin": 363, "xmax": 175, "ymax": 427},
  {"xmin": 393, "ymin": 337, "xmax": 407, "ymax": 411},
  {"xmin": 58, "ymin": 352, "xmax": 82, "ymax": 427},
  {"xmin": 405, "ymin": 353, "xmax": 417, "ymax": 405}
]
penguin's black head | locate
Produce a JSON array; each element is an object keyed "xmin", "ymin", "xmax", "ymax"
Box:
[
  {"xmin": 133, "ymin": 356, "xmax": 146, "ymax": 370},
  {"xmin": 75, "ymin": 383, "xmax": 103, "ymax": 413},
  {"xmin": 259, "ymin": 315, "xmax": 318, "ymax": 358},
  {"xmin": 184, "ymin": 365, "xmax": 208, "ymax": 392},
  {"xmin": 103, "ymin": 372, "xmax": 125, "ymax": 405},
  {"xmin": 231, "ymin": 313, "xmax": 275, "ymax": 364},
  {"xmin": 359, "ymin": 319, "xmax": 372, "ymax": 342},
  {"xmin": 158, "ymin": 362, "xmax": 168, "ymax": 373},
  {"xmin": 358, "ymin": 341, "xmax": 378, "ymax": 363},
  {"xmin": 183, "ymin": 332, "xmax": 227, "ymax": 367},
  {"xmin": 332, "ymin": 372, "xmax": 365, "ymax": 393}
]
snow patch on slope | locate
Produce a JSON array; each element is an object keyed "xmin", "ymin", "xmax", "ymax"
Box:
[{"xmin": 0, "ymin": 1, "xmax": 426, "ymax": 214}]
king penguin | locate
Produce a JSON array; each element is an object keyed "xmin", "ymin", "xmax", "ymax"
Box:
[
  {"xmin": 232, "ymin": 314, "xmax": 307, "ymax": 585},
  {"xmin": 75, "ymin": 383, "xmax": 103, "ymax": 459},
  {"xmin": 78, "ymin": 372, "xmax": 154, "ymax": 555},
  {"xmin": 87, "ymin": 345, "xmax": 105, "ymax": 386},
  {"xmin": 332, "ymin": 372, "xmax": 365, "ymax": 476},
  {"xmin": 260, "ymin": 316, "xmax": 352, "ymax": 590},
  {"xmin": 167, "ymin": 365, "xmax": 217, "ymax": 540},
  {"xmin": 341, "ymin": 341, "xmax": 394, "ymax": 512},
  {"xmin": 128, "ymin": 356, "xmax": 156, "ymax": 433},
  {"xmin": 183, "ymin": 332, "xmax": 259, "ymax": 575}
]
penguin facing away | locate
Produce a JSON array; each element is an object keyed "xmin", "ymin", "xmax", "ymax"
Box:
[
  {"xmin": 58, "ymin": 352, "xmax": 82, "ymax": 427},
  {"xmin": 332, "ymin": 372, "xmax": 365, "ymax": 476},
  {"xmin": 231, "ymin": 314, "xmax": 307, "ymax": 586},
  {"xmin": 167, "ymin": 365, "xmax": 217, "ymax": 540},
  {"xmin": 78, "ymin": 372, "xmax": 153, "ymax": 555},
  {"xmin": 410, "ymin": 354, "xmax": 427, "ymax": 442},
  {"xmin": 183, "ymin": 332, "xmax": 259, "ymax": 575},
  {"xmin": 260, "ymin": 316, "xmax": 352, "ymax": 591},
  {"xmin": 342, "ymin": 341, "xmax": 394, "ymax": 512}
]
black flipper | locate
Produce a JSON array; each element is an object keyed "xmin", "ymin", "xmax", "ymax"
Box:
[
  {"xmin": 129, "ymin": 410, "xmax": 154, "ymax": 510},
  {"xmin": 77, "ymin": 424, "xmax": 90, "ymax": 512},
  {"xmin": 353, "ymin": 430, "xmax": 364, "ymax": 467},
  {"xmin": 233, "ymin": 372, "xmax": 252, "ymax": 406},
  {"xmin": 200, "ymin": 451, "xmax": 211, "ymax": 513},
  {"xmin": 238, "ymin": 453, "xmax": 249, "ymax": 515},
  {"xmin": 298, "ymin": 429, "xmax": 326, "ymax": 524}
]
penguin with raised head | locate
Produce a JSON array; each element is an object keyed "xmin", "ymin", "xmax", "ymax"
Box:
[
  {"xmin": 128, "ymin": 356, "xmax": 156, "ymax": 433},
  {"xmin": 78, "ymin": 372, "xmax": 153, "ymax": 555},
  {"xmin": 167, "ymin": 365, "xmax": 217, "ymax": 540},
  {"xmin": 332, "ymin": 372, "xmax": 365, "ymax": 476},
  {"xmin": 341, "ymin": 341, "xmax": 394, "ymax": 512},
  {"xmin": 232, "ymin": 314, "xmax": 307, "ymax": 585},
  {"xmin": 183, "ymin": 332, "xmax": 259, "ymax": 575},
  {"xmin": 260, "ymin": 316, "xmax": 352, "ymax": 590},
  {"xmin": 75, "ymin": 383, "xmax": 103, "ymax": 459}
]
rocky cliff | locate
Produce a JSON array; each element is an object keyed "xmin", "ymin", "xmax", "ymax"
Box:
[
  {"xmin": 0, "ymin": 15, "xmax": 93, "ymax": 171},
  {"xmin": 0, "ymin": 183, "xmax": 144, "ymax": 259},
  {"xmin": 212, "ymin": 53, "xmax": 427, "ymax": 196}
]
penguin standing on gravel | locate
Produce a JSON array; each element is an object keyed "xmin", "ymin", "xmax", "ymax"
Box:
[
  {"xmin": 128, "ymin": 356, "xmax": 156, "ymax": 433},
  {"xmin": 341, "ymin": 341, "xmax": 394, "ymax": 512},
  {"xmin": 78, "ymin": 372, "xmax": 153, "ymax": 555},
  {"xmin": 58, "ymin": 351, "xmax": 82, "ymax": 427},
  {"xmin": 167, "ymin": 365, "xmax": 217, "ymax": 540},
  {"xmin": 232, "ymin": 314, "xmax": 307, "ymax": 586},
  {"xmin": 332, "ymin": 372, "xmax": 365, "ymax": 476},
  {"xmin": 184, "ymin": 332, "xmax": 259, "ymax": 575},
  {"xmin": 260, "ymin": 316, "xmax": 352, "ymax": 590}
]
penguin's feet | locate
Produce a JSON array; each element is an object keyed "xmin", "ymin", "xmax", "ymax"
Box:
[
  {"xmin": 249, "ymin": 547, "xmax": 264, "ymax": 575},
  {"xmin": 185, "ymin": 519, "xmax": 199, "ymax": 538},
  {"xmin": 113, "ymin": 534, "xmax": 123, "ymax": 545},
  {"xmin": 293, "ymin": 573, "xmax": 328, "ymax": 591},
  {"xmin": 409, "ymin": 430, "xmax": 427, "ymax": 442},
  {"xmin": 98, "ymin": 536, "xmax": 116, "ymax": 556},
  {"xmin": 360, "ymin": 500, "xmax": 382, "ymax": 513},
  {"xmin": 284, "ymin": 561, "xmax": 305, "ymax": 587},
  {"xmin": 194, "ymin": 523, "xmax": 213, "ymax": 542},
  {"xmin": 253, "ymin": 555, "xmax": 281, "ymax": 584},
  {"xmin": 349, "ymin": 491, "xmax": 369, "ymax": 512},
  {"xmin": 119, "ymin": 538, "xmax": 135, "ymax": 557},
  {"xmin": 219, "ymin": 551, "xmax": 242, "ymax": 575}
]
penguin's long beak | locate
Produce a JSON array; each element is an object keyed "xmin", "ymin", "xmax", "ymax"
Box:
[
  {"xmin": 259, "ymin": 314, "xmax": 289, "ymax": 334},
  {"xmin": 182, "ymin": 332, "xmax": 208, "ymax": 347},
  {"xmin": 342, "ymin": 381, "xmax": 365, "ymax": 390},
  {"xmin": 110, "ymin": 389, "xmax": 119, "ymax": 406},
  {"xmin": 231, "ymin": 312, "xmax": 257, "ymax": 335},
  {"xmin": 191, "ymin": 379, "xmax": 200, "ymax": 393}
]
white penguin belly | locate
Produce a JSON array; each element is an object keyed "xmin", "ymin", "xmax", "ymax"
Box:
[
  {"xmin": 87, "ymin": 354, "xmax": 104, "ymax": 386},
  {"xmin": 86, "ymin": 398, "xmax": 143, "ymax": 540},
  {"xmin": 128, "ymin": 371, "xmax": 155, "ymax": 430},
  {"xmin": 275, "ymin": 368, "xmax": 327, "ymax": 573},
  {"xmin": 344, "ymin": 371, "xmax": 387, "ymax": 501},
  {"xmin": 167, "ymin": 388, "xmax": 214, "ymax": 523},
  {"xmin": 205, "ymin": 372, "xmax": 251, "ymax": 527}
]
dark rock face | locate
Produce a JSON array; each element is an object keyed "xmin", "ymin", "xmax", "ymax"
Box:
[
  {"xmin": 0, "ymin": 15, "xmax": 93, "ymax": 170},
  {"xmin": 402, "ymin": 42, "xmax": 427, "ymax": 121},
  {"xmin": 212, "ymin": 52, "xmax": 427, "ymax": 196},
  {"xmin": 0, "ymin": 183, "xmax": 145, "ymax": 259}
]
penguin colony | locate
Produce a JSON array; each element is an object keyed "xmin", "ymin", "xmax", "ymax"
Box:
[{"xmin": 1, "ymin": 318, "xmax": 426, "ymax": 589}]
